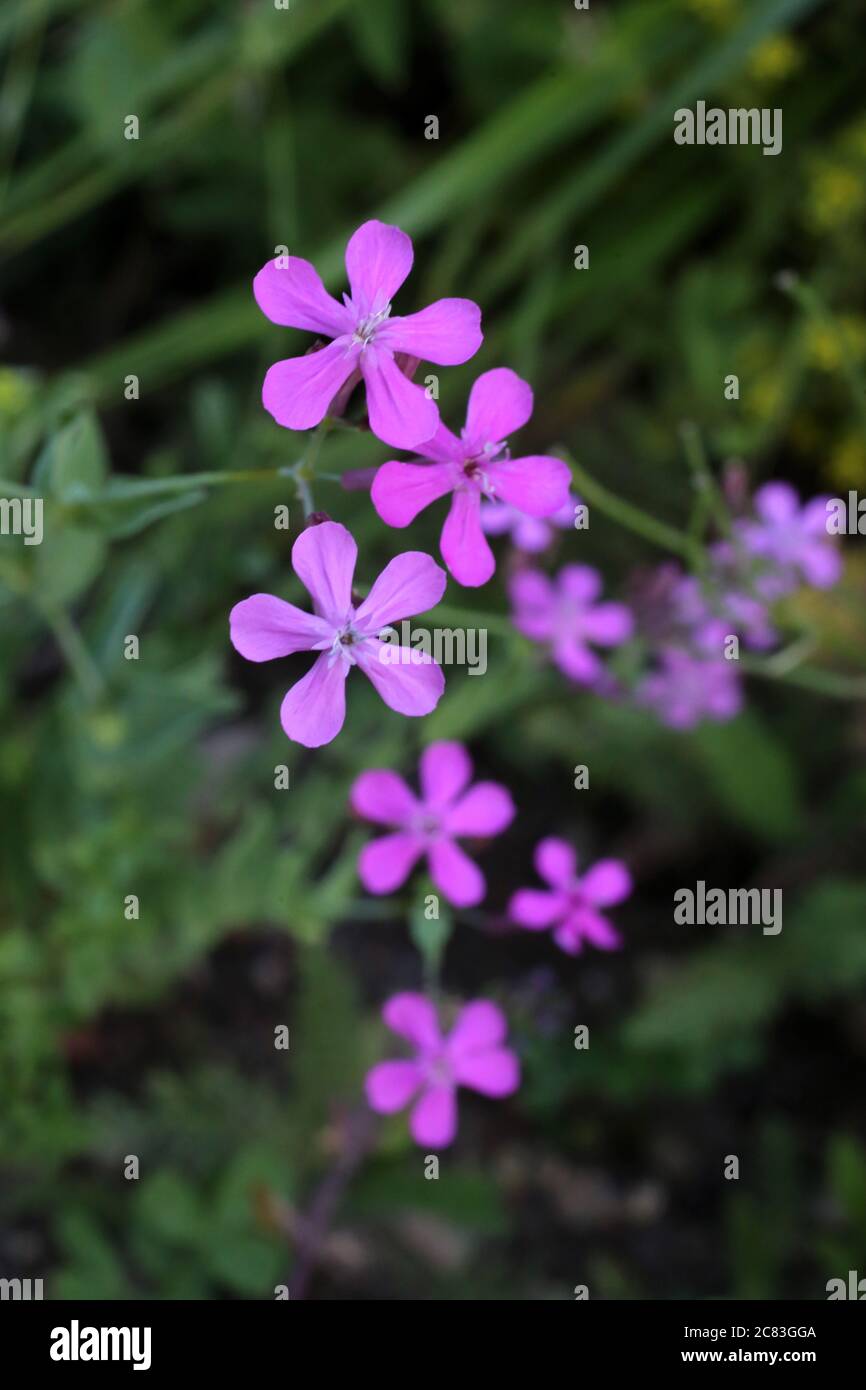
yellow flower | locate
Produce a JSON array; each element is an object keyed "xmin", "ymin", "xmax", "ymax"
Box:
[
  {"xmin": 747, "ymin": 35, "xmax": 801, "ymax": 83},
  {"xmin": 829, "ymin": 433, "xmax": 866, "ymax": 489},
  {"xmin": 683, "ymin": 0, "xmax": 737, "ymax": 25},
  {"xmin": 804, "ymin": 315, "xmax": 866, "ymax": 372},
  {"xmin": 807, "ymin": 163, "xmax": 865, "ymax": 231}
]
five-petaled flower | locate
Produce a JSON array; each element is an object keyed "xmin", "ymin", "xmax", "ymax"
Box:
[
  {"xmin": 509, "ymin": 563, "xmax": 633, "ymax": 684},
  {"xmin": 735, "ymin": 482, "xmax": 841, "ymax": 595},
  {"xmin": 371, "ymin": 367, "xmax": 572, "ymax": 586},
  {"xmin": 230, "ymin": 520, "xmax": 446, "ymax": 748},
  {"xmin": 351, "ymin": 740, "xmax": 515, "ymax": 907},
  {"xmin": 365, "ymin": 993, "xmax": 520, "ymax": 1148},
  {"xmin": 509, "ymin": 838, "xmax": 632, "ymax": 955},
  {"xmin": 253, "ymin": 220, "xmax": 482, "ymax": 450}
]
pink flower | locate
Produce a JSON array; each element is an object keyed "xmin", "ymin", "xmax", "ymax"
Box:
[
  {"xmin": 480, "ymin": 493, "xmax": 580, "ymax": 554},
  {"xmin": 351, "ymin": 740, "xmax": 515, "ymax": 907},
  {"xmin": 509, "ymin": 838, "xmax": 631, "ymax": 955},
  {"xmin": 253, "ymin": 220, "xmax": 482, "ymax": 450},
  {"xmin": 230, "ymin": 520, "xmax": 446, "ymax": 748},
  {"xmin": 734, "ymin": 482, "xmax": 842, "ymax": 594},
  {"xmin": 637, "ymin": 645, "xmax": 742, "ymax": 729},
  {"xmin": 509, "ymin": 564, "xmax": 633, "ymax": 684},
  {"xmin": 365, "ymin": 993, "xmax": 520, "ymax": 1148},
  {"xmin": 371, "ymin": 367, "xmax": 572, "ymax": 586}
]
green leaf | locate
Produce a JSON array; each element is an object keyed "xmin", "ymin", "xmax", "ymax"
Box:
[
  {"xmin": 33, "ymin": 522, "xmax": 106, "ymax": 604},
  {"xmin": 689, "ymin": 710, "xmax": 805, "ymax": 843},
  {"xmin": 47, "ymin": 411, "xmax": 109, "ymax": 501}
]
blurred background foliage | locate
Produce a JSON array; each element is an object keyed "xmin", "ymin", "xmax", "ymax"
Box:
[{"xmin": 1, "ymin": 0, "xmax": 865, "ymax": 1299}]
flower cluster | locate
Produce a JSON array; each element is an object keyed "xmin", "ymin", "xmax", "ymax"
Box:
[
  {"xmin": 633, "ymin": 483, "xmax": 841, "ymax": 729},
  {"xmin": 227, "ymin": 220, "xmax": 844, "ymax": 1148}
]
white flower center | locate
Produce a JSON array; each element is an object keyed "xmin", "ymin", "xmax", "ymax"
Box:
[{"xmin": 352, "ymin": 303, "xmax": 392, "ymax": 346}]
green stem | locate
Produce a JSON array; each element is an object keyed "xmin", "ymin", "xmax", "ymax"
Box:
[
  {"xmin": 743, "ymin": 654, "xmax": 866, "ymax": 701},
  {"xmin": 31, "ymin": 595, "xmax": 106, "ymax": 703},
  {"xmin": 679, "ymin": 420, "xmax": 732, "ymax": 548},
  {"xmin": 560, "ymin": 450, "xmax": 697, "ymax": 563}
]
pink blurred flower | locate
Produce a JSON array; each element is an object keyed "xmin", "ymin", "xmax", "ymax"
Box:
[
  {"xmin": 480, "ymin": 493, "xmax": 579, "ymax": 554},
  {"xmin": 637, "ymin": 645, "xmax": 742, "ymax": 729},
  {"xmin": 230, "ymin": 520, "xmax": 446, "ymax": 748},
  {"xmin": 509, "ymin": 838, "xmax": 631, "ymax": 955},
  {"xmin": 371, "ymin": 368, "xmax": 572, "ymax": 586},
  {"xmin": 254, "ymin": 220, "xmax": 482, "ymax": 449},
  {"xmin": 351, "ymin": 740, "xmax": 515, "ymax": 907},
  {"xmin": 509, "ymin": 564, "xmax": 633, "ymax": 684},
  {"xmin": 735, "ymin": 482, "xmax": 841, "ymax": 595},
  {"xmin": 365, "ymin": 993, "xmax": 520, "ymax": 1147}
]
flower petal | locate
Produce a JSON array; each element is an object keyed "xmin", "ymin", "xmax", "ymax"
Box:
[
  {"xmin": 447, "ymin": 1000, "xmax": 506, "ymax": 1056},
  {"xmin": 419, "ymin": 741, "xmax": 472, "ymax": 808},
  {"xmin": 444, "ymin": 782, "xmax": 515, "ymax": 838},
  {"xmin": 508, "ymin": 569, "xmax": 556, "ymax": 639},
  {"xmin": 279, "ymin": 652, "xmax": 348, "ymax": 747},
  {"xmin": 800, "ymin": 540, "xmax": 842, "ymax": 588},
  {"xmin": 383, "ymin": 298, "xmax": 483, "ymax": 365},
  {"xmin": 410, "ymin": 1085, "xmax": 457, "ymax": 1148},
  {"xmin": 357, "ymin": 639, "xmax": 445, "ymax": 716},
  {"xmin": 465, "ymin": 367, "xmax": 533, "ymax": 445},
  {"xmin": 580, "ymin": 859, "xmax": 632, "ymax": 907},
  {"xmin": 755, "ymin": 481, "xmax": 798, "ymax": 524},
  {"xmin": 414, "ymin": 422, "xmax": 465, "ymax": 464},
  {"xmin": 558, "ymin": 564, "xmax": 602, "ymax": 604},
  {"xmin": 358, "ymin": 832, "xmax": 425, "ymax": 894},
  {"xmin": 487, "ymin": 454, "xmax": 571, "ymax": 517},
  {"xmin": 345, "ymin": 220, "xmax": 413, "ymax": 316},
  {"xmin": 535, "ymin": 837, "xmax": 577, "ymax": 889},
  {"xmin": 361, "ymin": 346, "xmax": 440, "ymax": 450},
  {"xmin": 371, "ymin": 461, "xmax": 454, "ymax": 527},
  {"xmin": 553, "ymin": 638, "xmax": 601, "ymax": 684},
  {"xmin": 382, "ymin": 992, "xmax": 441, "ymax": 1049},
  {"xmin": 365, "ymin": 1060, "xmax": 423, "ymax": 1113},
  {"xmin": 229, "ymin": 593, "xmax": 331, "ymax": 661},
  {"xmin": 262, "ymin": 339, "xmax": 358, "ymax": 431},
  {"xmin": 568, "ymin": 908, "xmax": 622, "ymax": 951},
  {"xmin": 253, "ymin": 256, "xmax": 351, "ymax": 336},
  {"xmin": 350, "ymin": 770, "xmax": 418, "ymax": 826},
  {"xmin": 440, "ymin": 490, "xmax": 495, "ymax": 587},
  {"xmin": 356, "ymin": 550, "xmax": 447, "ymax": 632},
  {"xmin": 580, "ymin": 601, "xmax": 634, "ymax": 646},
  {"xmin": 508, "ymin": 888, "xmax": 563, "ymax": 930},
  {"xmin": 428, "ymin": 837, "xmax": 485, "ymax": 908},
  {"xmin": 291, "ymin": 519, "xmax": 357, "ymax": 624},
  {"xmin": 453, "ymin": 1047, "xmax": 519, "ymax": 1097}
]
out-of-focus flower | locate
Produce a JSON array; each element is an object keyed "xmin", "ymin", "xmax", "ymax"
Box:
[
  {"xmin": 365, "ymin": 994, "xmax": 520, "ymax": 1147},
  {"xmin": 735, "ymin": 482, "xmax": 842, "ymax": 593},
  {"xmin": 803, "ymin": 315, "xmax": 866, "ymax": 373},
  {"xmin": 509, "ymin": 838, "xmax": 631, "ymax": 956},
  {"xmin": 509, "ymin": 564, "xmax": 633, "ymax": 684},
  {"xmin": 371, "ymin": 368, "xmax": 571, "ymax": 587},
  {"xmin": 805, "ymin": 162, "xmax": 865, "ymax": 233},
  {"xmin": 253, "ymin": 220, "xmax": 482, "ymax": 449},
  {"xmin": 637, "ymin": 646, "xmax": 743, "ymax": 729},
  {"xmin": 480, "ymin": 493, "xmax": 580, "ymax": 554},
  {"xmin": 229, "ymin": 520, "xmax": 446, "ymax": 747},
  {"xmin": 747, "ymin": 35, "xmax": 801, "ymax": 83},
  {"xmin": 351, "ymin": 740, "xmax": 514, "ymax": 907}
]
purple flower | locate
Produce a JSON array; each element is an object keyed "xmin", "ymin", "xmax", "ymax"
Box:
[
  {"xmin": 351, "ymin": 740, "xmax": 515, "ymax": 907},
  {"xmin": 230, "ymin": 520, "xmax": 446, "ymax": 748},
  {"xmin": 637, "ymin": 645, "xmax": 742, "ymax": 729},
  {"xmin": 371, "ymin": 368, "xmax": 572, "ymax": 587},
  {"xmin": 671, "ymin": 567, "xmax": 777, "ymax": 653},
  {"xmin": 480, "ymin": 493, "xmax": 579, "ymax": 554},
  {"xmin": 509, "ymin": 838, "xmax": 631, "ymax": 955},
  {"xmin": 735, "ymin": 482, "xmax": 841, "ymax": 595},
  {"xmin": 365, "ymin": 993, "xmax": 520, "ymax": 1148},
  {"xmin": 253, "ymin": 220, "xmax": 482, "ymax": 450},
  {"xmin": 508, "ymin": 564, "xmax": 633, "ymax": 684}
]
